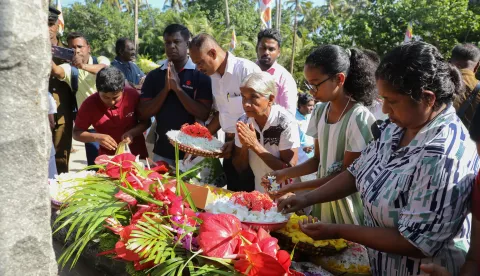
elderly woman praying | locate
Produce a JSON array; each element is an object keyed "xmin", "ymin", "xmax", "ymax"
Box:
[{"xmin": 232, "ymin": 72, "xmax": 300, "ymax": 192}]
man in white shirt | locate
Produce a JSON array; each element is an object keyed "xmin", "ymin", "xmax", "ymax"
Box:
[
  {"xmin": 256, "ymin": 29, "xmax": 298, "ymax": 115},
  {"xmin": 189, "ymin": 34, "xmax": 261, "ymax": 191}
]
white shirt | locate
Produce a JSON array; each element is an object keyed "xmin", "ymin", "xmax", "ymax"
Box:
[
  {"xmin": 235, "ymin": 105, "xmax": 300, "ymax": 191},
  {"xmin": 47, "ymin": 92, "xmax": 57, "ymax": 115},
  {"xmin": 211, "ymin": 53, "xmax": 262, "ymax": 133}
]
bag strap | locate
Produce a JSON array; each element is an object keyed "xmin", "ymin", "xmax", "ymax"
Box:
[
  {"xmin": 457, "ymin": 81, "xmax": 480, "ymax": 119},
  {"xmin": 92, "ymin": 56, "xmax": 98, "ymax": 64}
]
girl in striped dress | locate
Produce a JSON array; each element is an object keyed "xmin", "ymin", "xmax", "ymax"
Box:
[{"xmin": 263, "ymin": 45, "xmax": 377, "ymax": 225}]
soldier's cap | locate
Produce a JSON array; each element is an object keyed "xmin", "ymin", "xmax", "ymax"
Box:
[{"xmin": 48, "ymin": 6, "xmax": 61, "ymax": 22}]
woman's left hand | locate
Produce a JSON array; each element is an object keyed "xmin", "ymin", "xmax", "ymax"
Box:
[
  {"xmin": 419, "ymin": 264, "xmax": 451, "ymax": 276},
  {"xmin": 237, "ymin": 122, "xmax": 258, "ymax": 149},
  {"xmin": 299, "ymin": 217, "xmax": 338, "ymax": 240}
]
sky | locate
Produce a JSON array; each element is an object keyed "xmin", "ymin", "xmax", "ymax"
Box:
[{"xmin": 61, "ymin": 0, "xmax": 326, "ymax": 9}]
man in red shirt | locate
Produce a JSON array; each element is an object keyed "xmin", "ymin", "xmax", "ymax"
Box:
[{"xmin": 73, "ymin": 67, "xmax": 149, "ymax": 159}]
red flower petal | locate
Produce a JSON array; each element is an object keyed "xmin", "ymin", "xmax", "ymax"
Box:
[
  {"xmin": 115, "ymin": 191, "xmax": 137, "ymax": 206},
  {"xmin": 94, "ymin": 154, "xmax": 110, "ymax": 165},
  {"xmin": 115, "ymin": 241, "xmax": 141, "ymax": 261},
  {"xmin": 234, "ymin": 250, "xmax": 289, "ymax": 276},
  {"xmin": 198, "ymin": 214, "xmax": 242, "ymax": 258},
  {"xmin": 276, "ymin": 250, "xmax": 292, "ymax": 273}
]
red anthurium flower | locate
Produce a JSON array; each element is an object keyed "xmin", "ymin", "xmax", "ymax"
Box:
[
  {"xmin": 115, "ymin": 191, "xmax": 137, "ymax": 206},
  {"xmin": 147, "ymin": 171, "xmax": 163, "ymax": 181},
  {"xmin": 106, "ymin": 153, "xmax": 137, "ymax": 179},
  {"xmin": 150, "ymin": 161, "xmax": 169, "ymax": 174},
  {"xmin": 131, "ymin": 204, "xmax": 162, "ymax": 224},
  {"xmin": 94, "ymin": 154, "xmax": 111, "ymax": 165},
  {"xmin": 115, "ymin": 240, "xmax": 141, "ymax": 261},
  {"xmin": 133, "ymin": 260, "xmax": 155, "ymax": 271},
  {"xmin": 198, "ymin": 214, "xmax": 242, "ymax": 258},
  {"xmin": 257, "ymin": 237, "xmax": 279, "ymax": 258},
  {"xmin": 234, "ymin": 248, "xmax": 289, "ymax": 276},
  {"xmin": 104, "ymin": 217, "xmax": 124, "ymax": 235},
  {"xmin": 275, "ymin": 250, "xmax": 292, "ymax": 273}
]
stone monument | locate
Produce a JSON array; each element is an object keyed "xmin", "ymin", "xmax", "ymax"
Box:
[{"xmin": 0, "ymin": 0, "xmax": 58, "ymax": 275}]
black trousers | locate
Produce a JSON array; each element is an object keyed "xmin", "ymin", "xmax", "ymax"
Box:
[{"xmin": 223, "ymin": 157, "xmax": 255, "ymax": 192}]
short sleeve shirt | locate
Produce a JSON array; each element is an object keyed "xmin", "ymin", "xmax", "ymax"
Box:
[
  {"xmin": 348, "ymin": 105, "xmax": 479, "ymax": 276},
  {"xmin": 211, "ymin": 53, "xmax": 262, "ymax": 133},
  {"xmin": 264, "ymin": 62, "xmax": 298, "ymax": 116},
  {"xmin": 140, "ymin": 58, "xmax": 213, "ymax": 160},
  {"xmin": 75, "ymin": 87, "xmax": 148, "ymax": 159},
  {"xmin": 235, "ymin": 105, "xmax": 300, "ymax": 192},
  {"xmin": 111, "ymin": 57, "xmax": 145, "ymax": 85},
  {"xmin": 59, "ymin": 56, "xmax": 110, "ymax": 107}
]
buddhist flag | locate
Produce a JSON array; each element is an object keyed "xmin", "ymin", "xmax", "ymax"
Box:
[
  {"xmin": 229, "ymin": 29, "xmax": 237, "ymax": 52},
  {"xmin": 260, "ymin": 0, "xmax": 273, "ymax": 29},
  {"xmin": 57, "ymin": 0, "xmax": 65, "ymax": 35},
  {"xmin": 404, "ymin": 22, "xmax": 413, "ymax": 43}
]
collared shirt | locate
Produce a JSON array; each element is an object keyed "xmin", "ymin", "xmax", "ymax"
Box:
[
  {"xmin": 453, "ymin": 69, "xmax": 480, "ymax": 128},
  {"xmin": 74, "ymin": 87, "xmax": 148, "ymax": 159},
  {"xmin": 235, "ymin": 105, "xmax": 300, "ymax": 192},
  {"xmin": 140, "ymin": 57, "xmax": 213, "ymax": 160},
  {"xmin": 348, "ymin": 105, "xmax": 479, "ymax": 276},
  {"xmin": 211, "ymin": 53, "xmax": 262, "ymax": 133},
  {"xmin": 111, "ymin": 57, "xmax": 145, "ymax": 85},
  {"xmin": 59, "ymin": 55, "xmax": 111, "ymax": 108},
  {"xmin": 262, "ymin": 61, "xmax": 298, "ymax": 115}
]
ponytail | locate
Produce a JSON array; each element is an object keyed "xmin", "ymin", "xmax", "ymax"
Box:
[{"xmin": 305, "ymin": 45, "xmax": 377, "ymax": 106}]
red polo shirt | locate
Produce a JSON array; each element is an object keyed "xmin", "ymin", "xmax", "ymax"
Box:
[{"xmin": 75, "ymin": 87, "xmax": 148, "ymax": 159}]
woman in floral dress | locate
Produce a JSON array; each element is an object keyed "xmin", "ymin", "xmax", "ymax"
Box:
[
  {"xmin": 278, "ymin": 42, "xmax": 479, "ymax": 276},
  {"xmin": 263, "ymin": 45, "xmax": 378, "ymax": 225}
]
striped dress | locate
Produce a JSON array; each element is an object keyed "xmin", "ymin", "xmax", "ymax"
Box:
[
  {"xmin": 348, "ymin": 105, "xmax": 478, "ymax": 275},
  {"xmin": 306, "ymin": 102, "xmax": 376, "ymax": 225}
]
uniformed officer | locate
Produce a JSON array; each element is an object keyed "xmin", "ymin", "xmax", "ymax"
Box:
[{"xmin": 48, "ymin": 6, "xmax": 75, "ymax": 174}]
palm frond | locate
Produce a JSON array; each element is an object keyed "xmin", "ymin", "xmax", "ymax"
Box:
[{"xmin": 53, "ymin": 177, "xmax": 127, "ymax": 268}]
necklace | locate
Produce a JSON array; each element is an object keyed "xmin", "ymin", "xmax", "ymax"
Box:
[{"xmin": 326, "ymin": 97, "xmax": 352, "ymax": 124}]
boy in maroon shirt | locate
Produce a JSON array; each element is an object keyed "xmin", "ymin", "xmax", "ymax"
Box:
[{"xmin": 73, "ymin": 67, "xmax": 149, "ymax": 159}]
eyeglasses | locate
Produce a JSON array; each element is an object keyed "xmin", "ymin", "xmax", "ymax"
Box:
[{"xmin": 304, "ymin": 76, "xmax": 333, "ymax": 92}]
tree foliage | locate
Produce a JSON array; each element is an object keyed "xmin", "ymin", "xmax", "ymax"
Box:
[{"xmin": 62, "ymin": 0, "xmax": 480, "ymax": 88}]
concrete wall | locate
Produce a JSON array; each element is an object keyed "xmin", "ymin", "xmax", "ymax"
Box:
[{"xmin": 0, "ymin": 0, "xmax": 58, "ymax": 275}]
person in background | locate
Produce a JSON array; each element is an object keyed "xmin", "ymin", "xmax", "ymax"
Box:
[
  {"xmin": 48, "ymin": 91, "xmax": 58, "ymax": 179},
  {"xmin": 451, "ymin": 43, "xmax": 480, "ymax": 128},
  {"xmin": 111, "ymin": 38, "xmax": 145, "ymax": 89},
  {"xmin": 263, "ymin": 45, "xmax": 377, "ymax": 225},
  {"xmin": 232, "ymin": 72, "xmax": 299, "ymax": 192},
  {"xmin": 73, "ymin": 67, "xmax": 149, "ymax": 159},
  {"xmin": 420, "ymin": 105, "xmax": 480, "ymax": 276},
  {"xmin": 189, "ymin": 33, "xmax": 261, "ymax": 192},
  {"xmin": 256, "ymin": 29, "xmax": 298, "ymax": 115},
  {"xmin": 278, "ymin": 42, "xmax": 478, "ymax": 276},
  {"xmin": 50, "ymin": 32, "xmax": 111, "ymax": 165},
  {"xmin": 295, "ymin": 93, "xmax": 315, "ymax": 164},
  {"xmin": 137, "ymin": 24, "xmax": 212, "ymax": 166},
  {"xmin": 363, "ymin": 49, "xmax": 388, "ymax": 122},
  {"xmin": 48, "ymin": 6, "xmax": 75, "ymax": 173}
]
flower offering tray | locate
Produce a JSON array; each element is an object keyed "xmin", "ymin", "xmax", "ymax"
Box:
[
  {"xmin": 242, "ymin": 220, "xmax": 288, "ymax": 232},
  {"xmin": 168, "ymin": 137, "xmax": 221, "ymax": 158},
  {"xmin": 271, "ymin": 232, "xmax": 346, "ymax": 257}
]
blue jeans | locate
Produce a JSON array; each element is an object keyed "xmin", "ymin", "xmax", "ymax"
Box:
[{"xmin": 85, "ymin": 129, "xmax": 99, "ymax": 166}]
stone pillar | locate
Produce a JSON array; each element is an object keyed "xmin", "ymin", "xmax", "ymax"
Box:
[{"xmin": 0, "ymin": 0, "xmax": 58, "ymax": 275}]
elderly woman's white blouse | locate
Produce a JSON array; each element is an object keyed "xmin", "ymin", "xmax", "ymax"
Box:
[{"xmin": 235, "ymin": 105, "xmax": 300, "ymax": 191}]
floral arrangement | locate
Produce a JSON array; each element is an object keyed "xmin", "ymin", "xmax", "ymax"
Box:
[
  {"xmin": 277, "ymin": 214, "xmax": 347, "ymax": 250},
  {"xmin": 53, "ymin": 145, "xmax": 302, "ymax": 276},
  {"xmin": 49, "ymin": 170, "xmax": 97, "ymax": 203},
  {"xmin": 316, "ymin": 242, "xmax": 371, "ymax": 275},
  {"xmin": 180, "ymin": 122, "xmax": 213, "ymax": 141},
  {"xmin": 166, "ymin": 123, "xmax": 223, "ymax": 153},
  {"xmin": 205, "ymin": 191, "xmax": 287, "ymax": 223}
]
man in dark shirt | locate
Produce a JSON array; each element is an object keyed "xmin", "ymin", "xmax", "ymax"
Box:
[
  {"xmin": 48, "ymin": 6, "xmax": 75, "ymax": 173},
  {"xmin": 111, "ymin": 38, "xmax": 145, "ymax": 89},
  {"xmin": 138, "ymin": 24, "xmax": 213, "ymax": 165}
]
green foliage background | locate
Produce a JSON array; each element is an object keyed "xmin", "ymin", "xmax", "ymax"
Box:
[{"xmin": 60, "ymin": 0, "xmax": 480, "ymax": 88}]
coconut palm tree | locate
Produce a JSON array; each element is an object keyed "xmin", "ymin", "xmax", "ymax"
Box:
[
  {"xmin": 164, "ymin": 0, "xmax": 183, "ymax": 10},
  {"xmin": 287, "ymin": 0, "xmax": 303, "ymax": 73}
]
